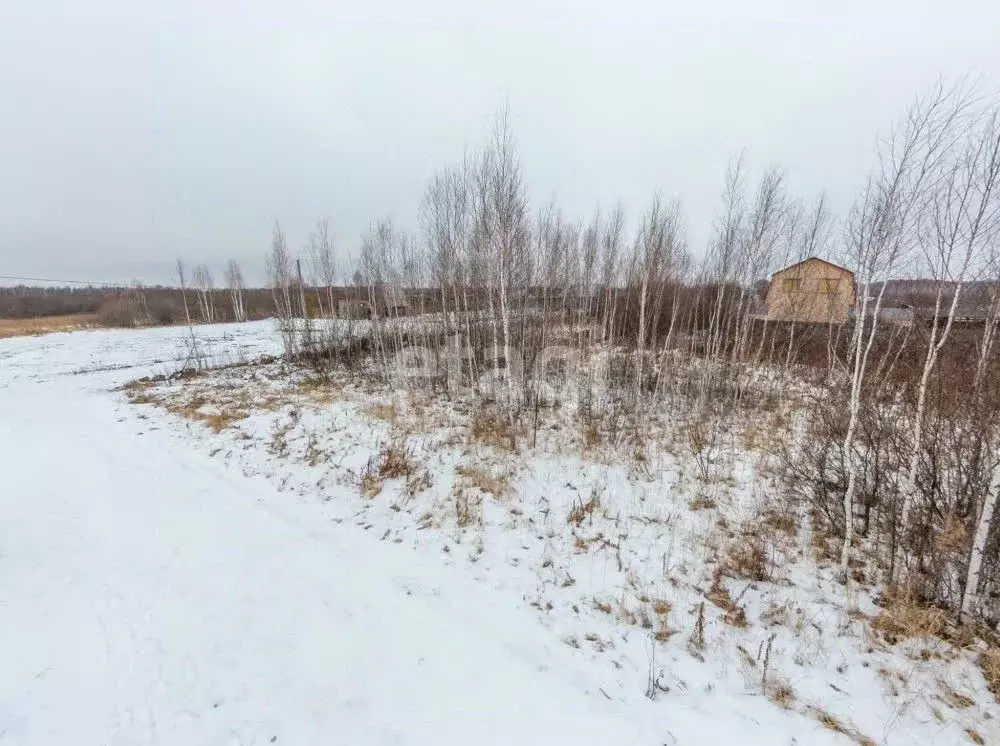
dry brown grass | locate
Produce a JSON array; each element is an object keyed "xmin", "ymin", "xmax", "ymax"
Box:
[
  {"xmin": 724, "ymin": 533, "xmax": 772, "ymax": 583},
  {"xmin": 707, "ymin": 567, "xmax": 749, "ymax": 628},
  {"xmin": 805, "ymin": 706, "xmax": 875, "ymax": 746},
  {"xmin": 367, "ymin": 401, "xmax": 398, "ymax": 424},
  {"xmin": 296, "ymin": 376, "xmax": 342, "ymax": 405},
  {"xmin": 938, "ymin": 681, "xmax": 975, "ymax": 710},
  {"xmin": 453, "ymin": 485, "xmax": 482, "ymax": 527},
  {"xmin": 966, "ymin": 728, "xmax": 986, "ymax": 744},
  {"xmin": 979, "ymin": 647, "xmax": 1000, "ymax": 701},
  {"xmin": 455, "ymin": 464, "xmax": 509, "ymax": 498},
  {"xmin": 359, "ymin": 441, "xmax": 417, "ymax": 498},
  {"xmin": 404, "ymin": 469, "xmax": 433, "ymax": 499},
  {"xmin": 593, "ymin": 598, "xmax": 613, "ymax": 615},
  {"xmin": 651, "ymin": 599, "xmax": 672, "ymax": 615},
  {"xmin": 871, "ymin": 594, "xmax": 948, "ymax": 645},
  {"xmin": 360, "ymin": 470, "xmax": 383, "ymax": 498},
  {"xmin": 767, "ymin": 680, "xmax": 796, "ymax": 709},
  {"xmin": 689, "ymin": 495, "xmax": 717, "ymax": 511},
  {"xmin": 469, "ymin": 407, "xmax": 517, "ymax": 451},
  {"xmin": 581, "ymin": 419, "xmax": 600, "ymax": 448},
  {"xmin": 164, "ymin": 397, "xmax": 246, "ymax": 433},
  {"xmin": 0, "ymin": 313, "xmax": 101, "ymax": 338},
  {"xmin": 567, "ymin": 490, "xmax": 601, "ymax": 526}
]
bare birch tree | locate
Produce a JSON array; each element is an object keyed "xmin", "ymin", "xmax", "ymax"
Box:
[
  {"xmin": 268, "ymin": 222, "xmax": 296, "ymax": 355},
  {"xmin": 225, "ymin": 259, "xmax": 247, "ymax": 322},
  {"xmin": 309, "ymin": 217, "xmax": 337, "ymax": 319},
  {"xmin": 840, "ymin": 82, "xmax": 974, "ymax": 582},
  {"xmin": 193, "ymin": 264, "xmax": 216, "ymax": 323}
]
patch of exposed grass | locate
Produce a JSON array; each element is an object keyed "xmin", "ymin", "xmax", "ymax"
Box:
[
  {"xmin": 367, "ymin": 401, "xmax": 398, "ymax": 424},
  {"xmin": 455, "ymin": 464, "xmax": 509, "ymax": 498},
  {"xmin": 165, "ymin": 397, "xmax": 246, "ymax": 432},
  {"xmin": 724, "ymin": 533, "xmax": 772, "ymax": 583},
  {"xmin": 689, "ymin": 495, "xmax": 716, "ymax": 511},
  {"xmin": 297, "ymin": 376, "xmax": 341, "ymax": 404},
  {"xmin": 0, "ymin": 313, "xmax": 101, "ymax": 338},
  {"xmin": 979, "ymin": 647, "xmax": 1000, "ymax": 702},
  {"xmin": 872, "ymin": 594, "xmax": 948, "ymax": 645},
  {"xmin": 469, "ymin": 407, "xmax": 517, "ymax": 451}
]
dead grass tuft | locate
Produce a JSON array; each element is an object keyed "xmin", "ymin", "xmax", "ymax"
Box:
[
  {"xmin": 651, "ymin": 599, "xmax": 672, "ymax": 615},
  {"xmin": 938, "ymin": 681, "xmax": 975, "ymax": 710},
  {"xmin": 805, "ymin": 706, "xmax": 875, "ymax": 746},
  {"xmin": 455, "ymin": 464, "xmax": 509, "ymax": 498},
  {"xmin": 453, "ymin": 485, "xmax": 482, "ymax": 527},
  {"xmin": 404, "ymin": 469, "xmax": 433, "ymax": 499},
  {"xmin": 689, "ymin": 495, "xmax": 717, "ymax": 511},
  {"xmin": 767, "ymin": 680, "xmax": 796, "ymax": 709},
  {"xmin": 979, "ymin": 647, "xmax": 1000, "ymax": 701},
  {"xmin": 567, "ymin": 490, "xmax": 601, "ymax": 526},
  {"xmin": 297, "ymin": 376, "xmax": 341, "ymax": 404},
  {"xmin": 724, "ymin": 533, "xmax": 772, "ymax": 583},
  {"xmin": 593, "ymin": 598, "xmax": 613, "ymax": 615},
  {"xmin": 165, "ymin": 397, "xmax": 246, "ymax": 432},
  {"xmin": 359, "ymin": 440, "xmax": 417, "ymax": 497},
  {"xmin": 872, "ymin": 594, "xmax": 948, "ymax": 644},
  {"xmin": 707, "ymin": 567, "xmax": 748, "ymax": 628},
  {"xmin": 966, "ymin": 728, "xmax": 986, "ymax": 745},
  {"xmin": 368, "ymin": 401, "xmax": 398, "ymax": 424},
  {"xmin": 469, "ymin": 407, "xmax": 517, "ymax": 451}
]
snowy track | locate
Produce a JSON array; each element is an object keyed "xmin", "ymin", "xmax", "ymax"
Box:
[{"xmin": 0, "ymin": 324, "xmax": 668, "ymax": 745}]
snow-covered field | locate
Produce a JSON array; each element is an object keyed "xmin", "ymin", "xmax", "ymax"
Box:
[{"xmin": 1, "ymin": 321, "xmax": 996, "ymax": 745}]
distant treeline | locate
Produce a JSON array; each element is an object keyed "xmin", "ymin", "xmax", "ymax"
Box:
[{"xmin": 0, "ymin": 285, "xmax": 275, "ymax": 324}]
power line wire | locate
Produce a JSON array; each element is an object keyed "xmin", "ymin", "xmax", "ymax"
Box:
[{"xmin": 0, "ymin": 274, "xmax": 146, "ymax": 287}]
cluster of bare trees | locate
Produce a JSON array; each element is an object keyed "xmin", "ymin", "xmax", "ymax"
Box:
[
  {"xmin": 257, "ymin": 85, "xmax": 1000, "ymax": 626},
  {"xmin": 785, "ymin": 81, "xmax": 1000, "ymax": 623},
  {"xmin": 170, "ymin": 258, "xmax": 262, "ymax": 327}
]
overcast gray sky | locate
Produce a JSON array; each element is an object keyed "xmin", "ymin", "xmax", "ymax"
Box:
[{"xmin": 2, "ymin": 0, "xmax": 998, "ymax": 285}]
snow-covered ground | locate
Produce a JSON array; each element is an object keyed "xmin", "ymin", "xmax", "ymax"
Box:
[{"xmin": 1, "ymin": 321, "xmax": 995, "ymax": 745}]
